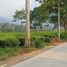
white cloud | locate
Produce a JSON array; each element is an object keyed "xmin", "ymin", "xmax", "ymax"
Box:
[{"xmin": 0, "ymin": 0, "xmax": 40, "ymax": 20}]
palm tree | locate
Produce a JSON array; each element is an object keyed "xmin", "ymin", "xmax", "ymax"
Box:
[
  {"xmin": 25, "ymin": 0, "xmax": 30, "ymax": 47},
  {"xmin": 57, "ymin": 0, "xmax": 61, "ymax": 38}
]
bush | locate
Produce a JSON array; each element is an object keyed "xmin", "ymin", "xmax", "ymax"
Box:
[
  {"xmin": 60, "ymin": 33, "xmax": 67, "ymax": 40},
  {"xmin": 0, "ymin": 40, "xmax": 10, "ymax": 48},
  {"xmin": 18, "ymin": 38, "xmax": 25, "ymax": 47},
  {"xmin": 8, "ymin": 39, "xmax": 19, "ymax": 47},
  {"xmin": 31, "ymin": 37, "xmax": 44, "ymax": 48},
  {"xmin": 0, "ymin": 39, "xmax": 19, "ymax": 48},
  {"xmin": 44, "ymin": 37, "xmax": 51, "ymax": 43}
]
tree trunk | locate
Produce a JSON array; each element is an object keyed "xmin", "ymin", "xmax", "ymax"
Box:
[
  {"xmin": 57, "ymin": 0, "xmax": 61, "ymax": 38},
  {"xmin": 25, "ymin": 0, "xmax": 30, "ymax": 47},
  {"xmin": 64, "ymin": 22, "xmax": 67, "ymax": 35}
]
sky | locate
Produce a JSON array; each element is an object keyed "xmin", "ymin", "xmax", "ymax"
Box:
[{"xmin": 0, "ymin": 0, "xmax": 40, "ymax": 20}]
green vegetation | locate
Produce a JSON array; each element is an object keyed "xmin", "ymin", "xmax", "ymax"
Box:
[
  {"xmin": 0, "ymin": 0, "xmax": 67, "ymax": 61},
  {"xmin": 0, "ymin": 47, "xmax": 21, "ymax": 60},
  {"xmin": 0, "ymin": 47, "xmax": 38, "ymax": 60},
  {"xmin": 0, "ymin": 31, "xmax": 66, "ymax": 60}
]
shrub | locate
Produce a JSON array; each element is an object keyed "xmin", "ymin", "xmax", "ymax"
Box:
[
  {"xmin": 31, "ymin": 37, "xmax": 44, "ymax": 48},
  {"xmin": 60, "ymin": 33, "xmax": 67, "ymax": 40},
  {"xmin": 0, "ymin": 39, "xmax": 19, "ymax": 48},
  {"xmin": 44, "ymin": 37, "xmax": 51, "ymax": 43},
  {"xmin": 35, "ymin": 38, "xmax": 44, "ymax": 48},
  {"xmin": 8, "ymin": 39, "xmax": 19, "ymax": 47},
  {"xmin": 0, "ymin": 40, "xmax": 10, "ymax": 48},
  {"xmin": 18, "ymin": 38, "xmax": 25, "ymax": 47}
]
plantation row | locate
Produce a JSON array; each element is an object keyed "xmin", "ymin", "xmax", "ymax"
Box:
[{"xmin": 0, "ymin": 31, "xmax": 66, "ymax": 48}]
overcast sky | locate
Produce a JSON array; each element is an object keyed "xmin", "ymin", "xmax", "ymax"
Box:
[{"xmin": 0, "ymin": 0, "xmax": 40, "ymax": 20}]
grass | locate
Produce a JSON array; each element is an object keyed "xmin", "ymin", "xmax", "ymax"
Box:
[
  {"xmin": 0, "ymin": 47, "xmax": 38, "ymax": 60},
  {"xmin": 0, "ymin": 47, "xmax": 22, "ymax": 60}
]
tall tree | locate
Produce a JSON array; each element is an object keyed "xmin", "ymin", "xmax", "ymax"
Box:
[
  {"xmin": 61, "ymin": 0, "xmax": 67, "ymax": 35},
  {"xmin": 57, "ymin": 0, "xmax": 61, "ymax": 38},
  {"xmin": 35, "ymin": 0, "xmax": 67, "ymax": 38},
  {"xmin": 25, "ymin": 0, "xmax": 30, "ymax": 47}
]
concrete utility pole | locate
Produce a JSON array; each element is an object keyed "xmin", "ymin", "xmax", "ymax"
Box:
[{"xmin": 25, "ymin": 0, "xmax": 30, "ymax": 47}]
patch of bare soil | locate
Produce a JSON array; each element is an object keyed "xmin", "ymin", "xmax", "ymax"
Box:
[{"xmin": 52, "ymin": 38, "xmax": 64, "ymax": 45}]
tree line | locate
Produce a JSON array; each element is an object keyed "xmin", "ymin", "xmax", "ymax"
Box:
[{"xmin": 13, "ymin": 0, "xmax": 67, "ymax": 47}]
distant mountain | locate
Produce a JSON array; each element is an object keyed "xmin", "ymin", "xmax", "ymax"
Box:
[
  {"xmin": 0, "ymin": 17, "xmax": 11, "ymax": 23},
  {"xmin": 0, "ymin": 17, "xmax": 26, "ymax": 25}
]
